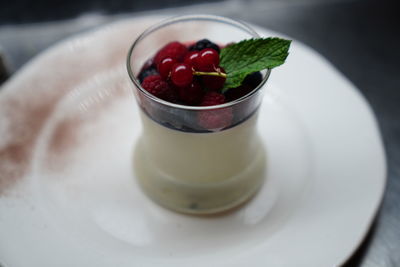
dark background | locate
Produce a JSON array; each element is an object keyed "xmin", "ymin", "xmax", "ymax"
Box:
[
  {"xmin": 0, "ymin": 0, "xmax": 399, "ymax": 266},
  {"xmin": 0, "ymin": 0, "xmax": 222, "ymax": 24}
]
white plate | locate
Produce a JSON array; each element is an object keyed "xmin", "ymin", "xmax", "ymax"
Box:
[{"xmin": 0, "ymin": 16, "xmax": 386, "ymax": 267}]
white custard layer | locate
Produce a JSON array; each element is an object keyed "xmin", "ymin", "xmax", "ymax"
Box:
[{"xmin": 133, "ymin": 111, "xmax": 266, "ymax": 214}]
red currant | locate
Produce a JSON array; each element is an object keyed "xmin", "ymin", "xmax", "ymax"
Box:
[
  {"xmin": 202, "ymin": 67, "xmax": 226, "ymax": 90},
  {"xmin": 171, "ymin": 63, "xmax": 193, "ymax": 87},
  {"xmin": 197, "ymin": 48, "xmax": 220, "ymax": 71},
  {"xmin": 157, "ymin": 57, "xmax": 176, "ymax": 80},
  {"xmin": 183, "ymin": 51, "xmax": 200, "ymax": 68}
]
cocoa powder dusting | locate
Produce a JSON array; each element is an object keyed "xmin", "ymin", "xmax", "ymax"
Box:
[
  {"xmin": 44, "ymin": 76, "xmax": 130, "ymax": 169},
  {"xmin": 44, "ymin": 116, "xmax": 82, "ymax": 172},
  {"xmin": 0, "ymin": 99, "xmax": 56, "ymax": 195},
  {"xmin": 0, "ymin": 19, "xmax": 147, "ymax": 195},
  {"xmin": 48, "ymin": 117, "xmax": 80, "ymax": 155},
  {"xmin": 0, "ymin": 19, "xmax": 202, "ymax": 195}
]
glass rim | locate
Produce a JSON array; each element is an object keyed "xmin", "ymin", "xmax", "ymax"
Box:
[{"xmin": 126, "ymin": 14, "xmax": 271, "ymax": 111}]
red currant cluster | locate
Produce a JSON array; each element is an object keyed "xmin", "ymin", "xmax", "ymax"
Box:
[{"xmin": 139, "ymin": 40, "xmax": 227, "ymax": 107}]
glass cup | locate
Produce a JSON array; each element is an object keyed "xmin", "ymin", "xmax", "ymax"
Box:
[{"xmin": 127, "ymin": 15, "xmax": 270, "ymax": 215}]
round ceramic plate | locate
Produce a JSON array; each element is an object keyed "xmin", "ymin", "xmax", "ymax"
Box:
[{"xmin": 0, "ymin": 16, "xmax": 386, "ymax": 267}]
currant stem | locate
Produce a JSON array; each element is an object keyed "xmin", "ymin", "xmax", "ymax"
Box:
[{"xmin": 193, "ymin": 71, "xmax": 227, "ymax": 78}]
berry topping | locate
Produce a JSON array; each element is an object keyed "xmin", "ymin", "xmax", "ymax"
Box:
[
  {"xmin": 141, "ymin": 75, "xmax": 178, "ymax": 102},
  {"xmin": 200, "ymin": 91, "xmax": 226, "ymax": 106},
  {"xmin": 154, "ymin": 41, "xmax": 188, "ymax": 66},
  {"xmin": 171, "ymin": 63, "xmax": 193, "ymax": 88},
  {"xmin": 179, "ymin": 80, "xmax": 204, "ymax": 105},
  {"xmin": 135, "ymin": 36, "xmax": 292, "ymax": 132},
  {"xmin": 243, "ymin": 71, "xmax": 263, "ymax": 88},
  {"xmin": 197, "ymin": 48, "xmax": 220, "ymax": 71},
  {"xmin": 189, "ymin": 39, "xmax": 220, "ymax": 54},
  {"xmin": 137, "ymin": 65, "xmax": 158, "ymax": 83},
  {"xmin": 157, "ymin": 57, "xmax": 177, "ymax": 79},
  {"xmin": 198, "ymin": 92, "xmax": 232, "ymax": 130},
  {"xmin": 197, "ymin": 109, "xmax": 233, "ymax": 130},
  {"xmin": 224, "ymin": 84, "xmax": 253, "ymax": 101},
  {"xmin": 202, "ymin": 67, "xmax": 226, "ymax": 90},
  {"xmin": 183, "ymin": 51, "xmax": 200, "ymax": 68},
  {"xmin": 224, "ymin": 72, "xmax": 262, "ymax": 101}
]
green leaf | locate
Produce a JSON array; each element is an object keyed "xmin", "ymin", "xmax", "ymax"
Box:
[{"xmin": 220, "ymin": 37, "xmax": 291, "ymax": 92}]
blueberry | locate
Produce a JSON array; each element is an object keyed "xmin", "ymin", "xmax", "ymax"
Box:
[
  {"xmin": 224, "ymin": 72, "xmax": 263, "ymax": 102},
  {"xmin": 137, "ymin": 66, "xmax": 158, "ymax": 83},
  {"xmin": 243, "ymin": 71, "xmax": 262, "ymax": 88},
  {"xmin": 189, "ymin": 39, "xmax": 220, "ymax": 53}
]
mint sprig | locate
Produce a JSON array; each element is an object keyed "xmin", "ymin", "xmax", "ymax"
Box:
[{"xmin": 220, "ymin": 37, "xmax": 291, "ymax": 92}]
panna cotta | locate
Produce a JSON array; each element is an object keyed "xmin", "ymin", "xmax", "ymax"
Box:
[{"xmin": 126, "ymin": 15, "xmax": 290, "ymax": 214}]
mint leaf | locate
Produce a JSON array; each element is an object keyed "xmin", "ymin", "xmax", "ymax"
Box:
[{"xmin": 220, "ymin": 37, "xmax": 291, "ymax": 92}]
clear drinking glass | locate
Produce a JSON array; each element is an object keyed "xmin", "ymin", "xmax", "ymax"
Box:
[{"xmin": 127, "ymin": 15, "xmax": 270, "ymax": 214}]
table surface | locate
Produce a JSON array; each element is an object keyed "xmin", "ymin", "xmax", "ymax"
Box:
[{"xmin": 0, "ymin": 0, "xmax": 399, "ymax": 266}]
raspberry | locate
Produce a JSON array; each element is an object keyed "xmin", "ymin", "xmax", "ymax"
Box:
[
  {"xmin": 197, "ymin": 92, "xmax": 233, "ymax": 130},
  {"xmin": 179, "ymin": 80, "xmax": 204, "ymax": 105},
  {"xmin": 154, "ymin": 41, "xmax": 188, "ymax": 66},
  {"xmin": 200, "ymin": 91, "xmax": 226, "ymax": 106},
  {"xmin": 198, "ymin": 92, "xmax": 232, "ymax": 129},
  {"xmin": 157, "ymin": 57, "xmax": 177, "ymax": 80},
  {"xmin": 202, "ymin": 67, "xmax": 226, "ymax": 90},
  {"xmin": 141, "ymin": 75, "xmax": 178, "ymax": 102},
  {"xmin": 197, "ymin": 48, "xmax": 220, "ymax": 71},
  {"xmin": 189, "ymin": 39, "xmax": 220, "ymax": 54},
  {"xmin": 198, "ymin": 109, "xmax": 233, "ymax": 130},
  {"xmin": 198, "ymin": 92, "xmax": 232, "ymax": 130},
  {"xmin": 171, "ymin": 63, "xmax": 193, "ymax": 87}
]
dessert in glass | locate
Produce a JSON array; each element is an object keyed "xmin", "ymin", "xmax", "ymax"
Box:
[{"xmin": 127, "ymin": 15, "xmax": 277, "ymax": 215}]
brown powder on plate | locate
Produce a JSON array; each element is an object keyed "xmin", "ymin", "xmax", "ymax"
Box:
[
  {"xmin": 0, "ymin": 18, "xmax": 203, "ymax": 195},
  {"xmin": 0, "ymin": 97, "xmax": 56, "ymax": 195}
]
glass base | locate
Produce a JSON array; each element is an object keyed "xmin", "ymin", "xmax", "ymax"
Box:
[{"xmin": 133, "ymin": 139, "xmax": 266, "ymax": 215}]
